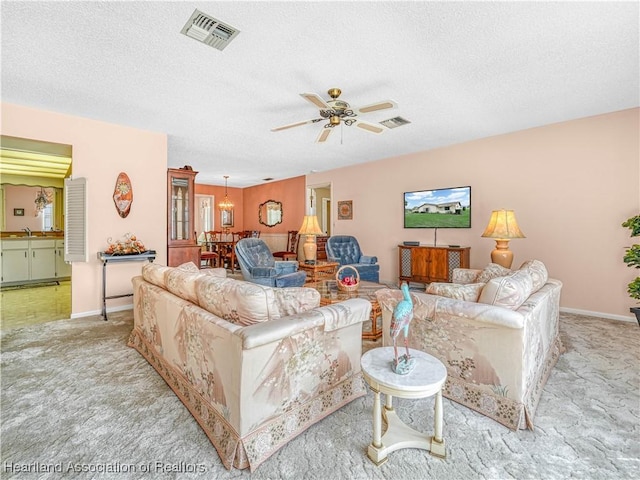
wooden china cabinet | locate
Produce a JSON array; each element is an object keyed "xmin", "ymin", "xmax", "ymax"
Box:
[{"xmin": 167, "ymin": 167, "xmax": 201, "ymax": 267}]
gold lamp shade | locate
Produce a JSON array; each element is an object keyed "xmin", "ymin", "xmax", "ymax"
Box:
[
  {"xmin": 298, "ymin": 215, "xmax": 324, "ymax": 264},
  {"xmin": 481, "ymin": 209, "xmax": 525, "ymax": 269}
]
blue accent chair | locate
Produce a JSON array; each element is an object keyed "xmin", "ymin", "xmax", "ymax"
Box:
[
  {"xmin": 326, "ymin": 235, "xmax": 380, "ymax": 283},
  {"xmin": 235, "ymin": 238, "xmax": 307, "ymax": 288}
]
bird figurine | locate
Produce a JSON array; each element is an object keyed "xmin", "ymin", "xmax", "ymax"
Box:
[{"xmin": 390, "ymin": 282, "xmax": 415, "ymax": 374}]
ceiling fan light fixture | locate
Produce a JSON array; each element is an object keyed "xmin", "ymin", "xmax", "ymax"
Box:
[{"xmin": 329, "ymin": 116, "xmax": 341, "ymax": 126}]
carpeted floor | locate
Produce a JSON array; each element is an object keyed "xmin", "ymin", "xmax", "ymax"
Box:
[{"xmin": 1, "ymin": 311, "xmax": 638, "ymax": 480}]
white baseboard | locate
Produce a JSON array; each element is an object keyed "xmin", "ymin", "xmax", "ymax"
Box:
[
  {"xmin": 559, "ymin": 307, "xmax": 636, "ymax": 324},
  {"xmin": 71, "ymin": 303, "xmax": 133, "ymax": 319}
]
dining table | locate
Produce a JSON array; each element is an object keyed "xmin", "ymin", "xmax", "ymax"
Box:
[{"xmin": 204, "ymin": 234, "xmax": 239, "ymax": 272}]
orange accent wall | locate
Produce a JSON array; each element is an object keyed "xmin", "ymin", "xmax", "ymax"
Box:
[
  {"xmin": 195, "ymin": 183, "xmax": 244, "ymax": 231},
  {"xmin": 195, "ymin": 176, "xmax": 306, "ymax": 234}
]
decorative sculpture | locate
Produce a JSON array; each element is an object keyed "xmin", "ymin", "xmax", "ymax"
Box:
[
  {"xmin": 112, "ymin": 172, "xmax": 133, "ymax": 218},
  {"xmin": 390, "ymin": 282, "xmax": 415, "ymax": 375}
]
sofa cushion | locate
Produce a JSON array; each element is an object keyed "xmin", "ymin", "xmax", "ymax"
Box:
[
  {"xmin": 165, "ymin": 266, "xmax": 204, "ymax": 304},
  {"xmin": 201, "ymin": 268, "xmax": 227, "ymax": 278},
  {"xmin": 478, "ymin": 269, "xmax": 534, "ymax": 310},
  {"xmin": 195, "ymin": 276, "xmax": 279, "ymax": 326},
  {"xmin": 142, "ymin": 263, "xmax": 172, "ymax": 289},
  {"xmin": 426, "ymin": 282, "xmax": 485, "ymax": 302},
  {"xmin": 518, "ymin": 260, "xmax": 548, "ymax": 293},
  {"xmin": 477, "ymin": 263, "xmax": 512, "ymax": 284},
  {"xmin": 272, "ymin": 287, "xmax": 321, "ymax": 316}
]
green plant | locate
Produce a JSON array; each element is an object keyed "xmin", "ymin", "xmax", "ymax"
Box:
[{"xmin": 622, "ymin": 215, "xmax": 640, "ymax": 301}]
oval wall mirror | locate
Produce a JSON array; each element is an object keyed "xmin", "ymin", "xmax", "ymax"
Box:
[{"xmin": 259, "ymin": 200, "xmax": 283, "ymax": 227}]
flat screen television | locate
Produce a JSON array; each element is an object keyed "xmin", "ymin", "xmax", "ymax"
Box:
[{"xmin": 404, "ymin": 186, "xmax": 471, "ymax": 228}]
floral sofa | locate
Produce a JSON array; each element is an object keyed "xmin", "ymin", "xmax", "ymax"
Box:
[
  {"xmin": 128, "ymin": 262, "xmax": 371, "ymax": 471},
  {"xmin": 376, "ymin": 260, "xmax": 563, "ymax": 431}
]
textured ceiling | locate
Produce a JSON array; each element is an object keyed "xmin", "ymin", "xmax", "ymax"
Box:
[{"xmin": 1, "ymin": 1, "xmax": 638, "ymax": 188}]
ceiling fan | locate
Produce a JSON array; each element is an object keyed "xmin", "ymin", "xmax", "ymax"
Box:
[{"xmin": 271, "ymin": 88, "xmax": 399, "ymax": 143}]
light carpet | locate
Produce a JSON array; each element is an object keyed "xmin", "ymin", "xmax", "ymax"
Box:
[{"xmin": 1, "ymin": 312, "xmax": 638, "ymax": 480}]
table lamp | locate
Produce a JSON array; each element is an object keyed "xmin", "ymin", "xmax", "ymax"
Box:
[
  {"xmin": 298, "ymin": 215, "xmax": 324, "ymax": 264},
  {"xmin": 481, "ymin": 209, "xmax": 526, "ymax": 269}
]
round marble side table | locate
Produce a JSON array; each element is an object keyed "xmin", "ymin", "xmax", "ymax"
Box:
[{"xmin": 360, "ymin": 346, "xmax": 447, "ymax": 466}]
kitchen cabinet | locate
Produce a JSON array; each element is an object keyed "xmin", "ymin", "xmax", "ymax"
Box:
[
  {"xmin": 1, "ymin": 240, "xmax": 30, "ymax": 284},
  {"xmin": 1, "ymin": 237, "xmax": 66, "ymax": 286},
  {"xmin": 30, "ymin": 239, "xmax": 56, "ymax": 280},
  {"xmin": 55, "ymin": 239, "xmax": 71, "ymax": 279}
]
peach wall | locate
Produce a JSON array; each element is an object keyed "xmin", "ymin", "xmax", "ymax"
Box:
[
  {"xmin": 308, "ymin": 108, "xmax": 639, "ymax": 320},
  {"xmin": 2, "ymin": 185, "xmax": 51, "ymax": 231},
  {"xmin": 195, "ymin": 183, "xmax": 244, "ymax": 231},
  {"xmin": 1, "ymin": 102, "xmax": 167, "ymax": 317}
]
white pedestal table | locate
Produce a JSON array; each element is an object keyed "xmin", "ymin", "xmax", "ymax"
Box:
[{"xmin": 360, "ymin": 346, "xmax": 447, "ymax": 466}]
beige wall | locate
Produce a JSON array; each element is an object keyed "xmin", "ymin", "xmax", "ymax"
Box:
[
  {"xmin": 3, "ymin": 102, "xmax": 637, "ymax": 320},
  {"xmin": 1, "ymin": 102, "xmax": 167, "ymax": 317},
  {"xmin": 308, "ymin": 108, "xmax": 640, "ymax": 321}
]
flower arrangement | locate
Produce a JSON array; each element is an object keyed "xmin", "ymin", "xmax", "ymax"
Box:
[{"xmin": 105, "ymin": 233, "xmax": 146, "ymax": 255}]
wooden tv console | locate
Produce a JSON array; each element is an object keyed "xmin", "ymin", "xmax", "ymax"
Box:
[{"xmin": 398, "ymin": 244, "xmax": 470, "ymax": 285}]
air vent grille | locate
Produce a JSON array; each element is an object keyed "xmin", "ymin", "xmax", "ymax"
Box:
[
  {"xmin": 380, "ymin": 116, "xmax": 411, "ymax": 129},
  {"xmin": 180, "ymin": 9, "xmax": 240, "ymax": 51}
]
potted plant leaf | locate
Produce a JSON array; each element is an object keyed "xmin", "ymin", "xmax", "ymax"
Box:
[{"xmin": 622, "ymin": 214, "xmax": 640, "ymax": 324}]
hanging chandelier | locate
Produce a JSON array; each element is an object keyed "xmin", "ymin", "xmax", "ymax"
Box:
[
  {"xmin": 218, "ymin": 175, "xmax": 234, "ymax": 211},
  {"xmin": 34, "ymin": 187, "xmax": 51, "ymax": 214}
]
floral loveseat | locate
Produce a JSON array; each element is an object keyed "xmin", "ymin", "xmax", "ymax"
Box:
[
  {"xmin": 128, "ymin": 262, "xmax": 371, "ymax": 471},
  {"xmin": 376, "ymin": 260, "xmax": 563, "ymax": 430}
]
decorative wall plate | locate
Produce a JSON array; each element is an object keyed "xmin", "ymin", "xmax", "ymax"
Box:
[
  {"xmin": 113, "ymin": 172, "xmax": 133, "ymax": 218},
  {"xmin": 338, "ymin": 200, "xmax": 353, "ymax": 220}
]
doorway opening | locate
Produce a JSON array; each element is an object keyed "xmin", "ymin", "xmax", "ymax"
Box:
[{"xmin": 307, "ymin": 183, "xmax": 331, "ymax": 236}]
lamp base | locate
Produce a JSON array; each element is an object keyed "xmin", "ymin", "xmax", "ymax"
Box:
[
  {"xmin": 490, "ymin": 239, "xmax": 514, "ymax": 269},
  {"xmin": 302, "ymin": 235, "xmax": 317, "ymax": 263}
]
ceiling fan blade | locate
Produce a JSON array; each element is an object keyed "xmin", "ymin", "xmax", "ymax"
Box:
[
  {"xmin": 355, "ymin": 120, "xmax": 385, "ymax": 134},
  {"xmin": 300, "ymin": 93, "xmax": 330, "ymax": 109},
  {"xmin": 271, "ymin": 118, "xmax": 323, "ymax": 132},
  {"xmin": 354, "ymin": 99, "xmax": 398, "ymax": 115},
  {"xmin": 316, "ymin": 127, "xmax": 333, "ymax": 143}
]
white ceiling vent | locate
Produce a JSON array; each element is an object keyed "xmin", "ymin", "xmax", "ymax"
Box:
[
  {"xmin": 180, "ymin": 9, "xmax": 240, "ymax": 51},
  {"xmin": 380, "ymin": 117, "xmax": 411, "ymax": 129}
]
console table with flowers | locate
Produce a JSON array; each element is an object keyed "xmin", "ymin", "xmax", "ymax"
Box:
[{"xmin": 98, "ymin": 248, "xmax": 156, "ymax": 320}]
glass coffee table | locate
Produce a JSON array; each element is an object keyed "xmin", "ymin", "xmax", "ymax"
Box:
[{"xmin": 309, "ymin": 279, "xmax": 391, "ymax": 340}]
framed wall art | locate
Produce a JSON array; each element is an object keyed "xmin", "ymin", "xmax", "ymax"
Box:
[
  {"xmin": 13, "ymin": 208, "xmax": 24, "ymax": 216},
  {"xmin": 221, "ymin": 209, "xmax": 234, "ymax": 228},
  {"xmin": 337, "ymin": 200, "xmax": 353, "ymax": 220}
]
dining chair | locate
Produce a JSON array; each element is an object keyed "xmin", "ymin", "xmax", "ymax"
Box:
[
  {"xmin": 272, "ymin": 230, "xmax": 299, "ymax": 261},
  {"xmin": 200, "ymin": 231, "xmax": 220, "ymax": 268},
  {"xmin": 220, "ymin": 231, "xmax": 246, "ymax": 273}
]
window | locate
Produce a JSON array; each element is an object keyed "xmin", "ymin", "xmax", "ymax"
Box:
[{"xmin": 42, "ymin": 203, "xmax": 53, "ymax": 231}]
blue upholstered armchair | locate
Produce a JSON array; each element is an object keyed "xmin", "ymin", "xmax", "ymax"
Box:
[
  {"xmin": 326, "ymin": 235, "xmax": 380, "ymax": 283},
  {"xmin": 235, "ymin": 238, "xmax": 307, "ymax": 288}
]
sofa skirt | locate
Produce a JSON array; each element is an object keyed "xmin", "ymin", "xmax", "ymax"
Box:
[
  {"xmin": 442, "ymin": 335, "xmax": 565, "ymax": 430},
  {"xmin": 128, "ymin": 329, "xmax": 366, "ymax": 470}
]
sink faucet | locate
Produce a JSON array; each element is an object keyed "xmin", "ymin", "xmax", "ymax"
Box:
[{"xmin": 22, "ymin": 228, "xmax": 32, "ymax": 236}]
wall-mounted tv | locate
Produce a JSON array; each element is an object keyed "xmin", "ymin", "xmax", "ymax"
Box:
[{"xmin": 404, "ymin": 186, "xmax": 471, "ymax": 228}]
